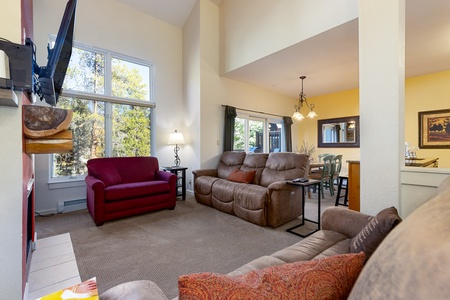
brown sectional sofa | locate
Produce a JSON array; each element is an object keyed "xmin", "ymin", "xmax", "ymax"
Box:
[
  {"xmin": 192, "ymin": 151, "xmax": 310, "ymax": 227},
  {"xmin": 101, "ymin": 176, "xmax": 450, "ymax": 299}
]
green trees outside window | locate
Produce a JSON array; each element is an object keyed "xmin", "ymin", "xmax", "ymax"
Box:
[{"xmin": 52, "ymin": 46, "xmax": 152, "ymax": 178}]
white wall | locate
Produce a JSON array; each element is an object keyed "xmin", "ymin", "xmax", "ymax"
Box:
[
  {"xmin": 401, "ymin": 168, "xmax": 450, "ymax": 218},
  {"xmin": 0, "ymin": 0, "xmax": 25, "ymax": 298},
  {"xmin": 33, "ymin": 0, "xmax": 184, "ymax": 212},
  {"xmin": 220, "ymin": 0, "xmax": 358, "ymax": 73},
  {"xmin": 358, "ymin": 0, "xmax": 405, "ymax": 216}
]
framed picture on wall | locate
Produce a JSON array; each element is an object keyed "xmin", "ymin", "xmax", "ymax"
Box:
[{"xmin": 418, "ymin": 109, "xmax": 450, "ymax": 149}]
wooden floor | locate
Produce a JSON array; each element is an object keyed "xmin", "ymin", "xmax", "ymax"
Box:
[{"xmin": 27, "ymin": 233, "xmax": 81, "ymax": 299}]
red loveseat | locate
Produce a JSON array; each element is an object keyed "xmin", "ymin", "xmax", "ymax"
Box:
[{"xmin": 85, "ymin": 157, "xmax": 177, "ymax": 226}]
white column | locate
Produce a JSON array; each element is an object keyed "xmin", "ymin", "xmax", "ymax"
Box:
[{"xmin": 358, "ymin": 0, "xmax": 405, "ymax": 215}]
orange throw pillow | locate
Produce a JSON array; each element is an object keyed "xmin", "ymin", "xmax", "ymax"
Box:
[
  {"xmin": 178, "ymin": 252, "xmax": 365, "ymax": 300},
  {"xmin": 227, "ymin": 168, "xmax": 256, "ymax": 184}
]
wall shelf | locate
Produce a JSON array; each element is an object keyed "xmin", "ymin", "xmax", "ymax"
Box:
[{"xmin": 0, "ymin": 88, "xmax": 18, "ymax": 107}]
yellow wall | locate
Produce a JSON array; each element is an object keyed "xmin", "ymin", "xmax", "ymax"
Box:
[
  {"xmin": 296, "ymin": 70, "xmax": 450, "ymax": 172},
  {"xmin": 295, "ymin": 88, "xmax": 360, "ymax": 175},
  {"xmin": 405, "ymin": 70, "xmax": 450, "ymax": 168}
]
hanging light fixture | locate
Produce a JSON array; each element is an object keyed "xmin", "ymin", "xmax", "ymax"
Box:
[{"xmin": 292, "ymin": 76, "xmax": 318, "ymax": 121}]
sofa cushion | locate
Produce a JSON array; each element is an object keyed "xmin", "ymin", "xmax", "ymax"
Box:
[
  {"xmin": 217, "ymin": 151, "xmax": 246, "ymax": 179},
  {"xmin": 240, "ymin": 153, "xmax": 269, "ymax": 184},
  {"xmin": 272, "ymin": 230, "xmax": 350, "ymax": 263},
  {"xmin": 194, "ymin": 176, "xmax": 220, "ymax": 195},
  {"xmin": 350, "ymin": 206, "xmax": 402, "ymax": 260},
  {"xmin": 259, "ymin": 153, "xmax": 309, "ymax": 187},
  {"xmin": 211, "ymin": 179, "xmax": 241, "ymax": 214},
  {"xmin": 178, "ymin": 252, "xmax": 365, "ymax": 300},
  {"xmin": 101, "ymin": 280, "xmax": 169, "ymax": 300},
  {"xmin": 104, "ymin": 181, "xmax": 170, "ymax": 201},
  {"xmin": 87, "ymin": 160, "xmax": 122, "ymax": 187},
  {"xmin": 227, "ymin": 255, "xmax": 286, "ymax": 276},
  {"xmin": 227, "ymin": 168, "xmax": 256, "ymax": 183}
]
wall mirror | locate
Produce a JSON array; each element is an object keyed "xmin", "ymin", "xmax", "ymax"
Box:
[{"xmin": 318, "ymin": 116, "xmax": 360, "ymax": 148}]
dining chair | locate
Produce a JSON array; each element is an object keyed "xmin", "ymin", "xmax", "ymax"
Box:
[
  {"xmin": 332, "ymin": 155, "xmax": 343, "ymax": 185},
  {"xmin": 310, "ymin": 153, "xmax": 332, "ymax": 174},
  {"xmin": 309, "ymin": 154, "xmax": 336, "ymax": 199}
]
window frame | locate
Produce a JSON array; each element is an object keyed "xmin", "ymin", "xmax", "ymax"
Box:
[
  {"xmin": 234, "ymin": 111, "xmax": 285, "ymax": 153},
  {"xmin": 48, "ymin": 40, "xmax": 155, "ymax": 185}
]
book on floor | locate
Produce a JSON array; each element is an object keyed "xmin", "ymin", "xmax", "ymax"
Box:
[{"xmin": 36, "ymin": 277, "xmax": 99, "ymax": 300}]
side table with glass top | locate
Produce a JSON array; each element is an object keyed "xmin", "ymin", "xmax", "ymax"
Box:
[{"xmin": 161, "ymin": 166, "xmax": 188, "ymax": 200}]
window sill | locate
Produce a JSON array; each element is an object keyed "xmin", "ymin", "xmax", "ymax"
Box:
[{"xmin": 48, "ymin": 177, "xmax": 86, "ymax": 190}]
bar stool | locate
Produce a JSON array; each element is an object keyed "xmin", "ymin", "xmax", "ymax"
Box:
[{"xmin": 335, "ymin": 175, "xmax": 348, "ymax": 207}]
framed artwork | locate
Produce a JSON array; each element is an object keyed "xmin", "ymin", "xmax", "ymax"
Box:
[{"xmin": 418, "ymin": 109, "xmax": 450, "ymax": 149}]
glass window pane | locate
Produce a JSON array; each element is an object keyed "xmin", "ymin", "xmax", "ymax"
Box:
[
  {"xmin": 269, "ymin": 122, "xmax": 282, "ymax": 152},
  {"xmin": 112, "ymin": 104, "xmax": 151, "ymax": 157},
  {"xmin": 233, "ymin": 117, "xmax": 245, "ymax": 151},
  {"xmin": 52, "ymin": 97, "xmax": 105, "ymax": 178},
  {"xmin": 248, "ymin": 119, "xmax": 264, "ymax": 153},
  {"xmin": 63, "ymin": 48, "xmax": 105, "ymax": 94},
  {"xmin": 111, "ymin": 58, "xmax": 150, "ymax": 101}
]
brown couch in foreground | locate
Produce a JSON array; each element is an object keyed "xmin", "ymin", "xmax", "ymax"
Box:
[
  {"xmin": 192, "ymin": 151, "xmax": 310, "ymax": 227},
  {"xmin": 101, "ymin": 175, "xmax": 450, "ymax": 299}
]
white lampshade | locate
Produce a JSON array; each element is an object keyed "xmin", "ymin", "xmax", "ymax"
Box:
[
  {"xmin": 292, "ymin": 111, "xmax": 305, "ymax": 121},
  {"xmin": 307, "ymin": 110, "xmax": 318, "ymax": 118},
  {"xmin": 168, "ymin": 130, "xmax": 185, "ymax": 145}
]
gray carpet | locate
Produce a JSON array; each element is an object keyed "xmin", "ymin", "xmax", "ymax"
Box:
[{"xmin": 35, "ymin": 190, "xmax": 338, "ymax": 299}]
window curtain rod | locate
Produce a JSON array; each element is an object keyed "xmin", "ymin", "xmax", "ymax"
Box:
[{"xmin": 221, "ymin": 105, "xmax": 285, "ymax": 118}]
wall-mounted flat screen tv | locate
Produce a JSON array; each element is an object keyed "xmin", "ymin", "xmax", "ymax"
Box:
[{"xmin": 36, "ymin": 0, "xmax": 77, "ymax": 106}]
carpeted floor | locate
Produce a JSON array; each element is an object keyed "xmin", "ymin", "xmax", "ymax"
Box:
[{"xmin": 35, "ymin": 189, "xmax": 339, "ymax": 298}]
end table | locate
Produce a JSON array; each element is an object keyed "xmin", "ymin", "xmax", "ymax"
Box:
[
  {"xmin": 162, "ymin": 166, "xmax": 188, "ymax": 200},
  {"xmin": 286, "ymin": 179, "xmax": 321, "ymax": 237}
]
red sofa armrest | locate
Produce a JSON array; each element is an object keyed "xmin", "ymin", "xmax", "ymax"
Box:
[
  {"xmin": 85, "ymin": 175, "xmax": 106, "ymax": 226},
  {"xmin": 155, "ymin": 170, "xmax": 176, "ymax": 183},
  {"xmin": 155, "ymin": 170, "xmax": 177, "ymax": 200}
]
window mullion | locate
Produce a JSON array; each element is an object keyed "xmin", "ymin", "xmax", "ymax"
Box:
[{"xmin": 104, "ymin": 53, "xmax": 113, "ymax": 156}]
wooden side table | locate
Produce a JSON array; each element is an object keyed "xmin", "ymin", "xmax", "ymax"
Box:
[
  {"xmin": 347, "ymin": 161, "xmax": 360, "ymax": 211},
  {"xmin": 162, "ymin": 166, "xmax": 188, "ymax": 200}
]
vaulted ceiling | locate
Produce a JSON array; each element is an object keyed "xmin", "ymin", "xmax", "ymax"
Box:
[{"xmin": 119, "ymin": 0, "xmax": 450, "ymax": 98}]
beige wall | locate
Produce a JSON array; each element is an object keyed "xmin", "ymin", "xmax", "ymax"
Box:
[
  {"xmin": 184, "ymin": 0, "xmax": 300, "ymax": 173},
  {"xmin": 220, "ymin": 0, "xmax": 358, "ymax": 73},
  {"xmin": 0, "ymin": 0, "xmax": 26, "ymax": 298}
]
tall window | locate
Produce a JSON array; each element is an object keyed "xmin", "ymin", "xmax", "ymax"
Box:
[
  {"xmin": 233, "ymin": 112, "xmax": 283, "ymax": 153},
  {"xmin": 51, "ymin": 43, "xmax": 154, "ymax": 180}
]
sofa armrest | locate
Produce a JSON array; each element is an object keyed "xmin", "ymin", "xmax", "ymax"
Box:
[
  {"xmin": 192, "ymin": 168, "xmax": 218, "ymax": 180},
  {"xmin": 266, "ymin": 181, "xmax": 305, "ymax": 227},
  {"xmin": 156, "ymin": 170, "xmax": 177, "ymax": 183},
  {"xmin": 321, "ymin": 207, "xmax": 372, "ymax": 238},
  {"xmin": 85, "ymin": 175, "xmax": 105, "ymax": 189},
  {"xmin": 85, "ymin": 175, "xmax": 106, "ymax": 226}
]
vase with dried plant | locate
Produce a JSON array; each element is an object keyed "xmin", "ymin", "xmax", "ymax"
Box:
[{"xmin": 295, "ymin": 141, "xmax": 316, "ymax": 161}]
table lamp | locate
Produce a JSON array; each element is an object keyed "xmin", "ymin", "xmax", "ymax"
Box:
[{"xmin": 168, "ymin": 129, "xmax": 185, "ymax": 166}]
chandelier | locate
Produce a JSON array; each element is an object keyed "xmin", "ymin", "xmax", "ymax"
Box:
[{"xmin": 292, "ymin": 76, "xmax": 318, "ymax": 121}]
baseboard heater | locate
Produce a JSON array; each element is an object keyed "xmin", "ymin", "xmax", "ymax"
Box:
[{"xmin": 57, "ymin": 199, "xmax": 86, "ymax": 213}]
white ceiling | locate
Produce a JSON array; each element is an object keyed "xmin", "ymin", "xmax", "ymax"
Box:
[{"xmin": 120, "ymin": 0, "xmax": 450, "ymax": 99}]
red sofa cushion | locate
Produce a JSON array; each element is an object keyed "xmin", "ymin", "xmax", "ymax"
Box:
[
  {"xmin": 105, "ymin": 181, "xmax": 171, "ymax": 201},
  {"xmin": 87, "ymin": 160, "xmax": 122, "ymax": 187},
  {"xmin": 87, "ymin": 157, "xmax": 160, "ymax": 185}
]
